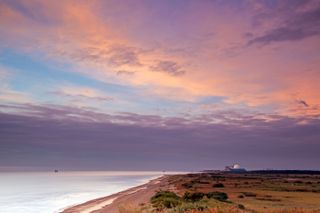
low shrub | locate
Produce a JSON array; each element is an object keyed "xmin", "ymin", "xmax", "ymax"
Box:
[
  {"xmin": 206, "ymin": 191, "xmax": 228, "ymax": 201},
  {"xmin": 241, "ymin": 192, "xmax": 257, "ymax": 197},
  {"xmin": 175, "ymin": 202, "xmax": 209, "ymax": 212},
  {"xmin": 238, "ymin": 204, "xmax": 245, "ymax": 209},
  {"xmin": 213, "ymin": 183, "xmax": 225, "ymax": 188},
  {"xmin": 150, "ymin": 191, "xmax": 181, "ymax": 209},
  {"xmin": 182, "ymin": 182, "xmax": 193, "ymax": 189},
  {"xmin": 183, "ymin": 192, "xmax": 205, "ymax": 202},
  {"xmin": 256, "ymin": 197, "xmax": 281, "ymax": 202}
]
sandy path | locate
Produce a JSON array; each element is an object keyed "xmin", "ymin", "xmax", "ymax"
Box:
[{"xmin": 61, "ymin": 175, "xmax": 174, "ymax": 213}]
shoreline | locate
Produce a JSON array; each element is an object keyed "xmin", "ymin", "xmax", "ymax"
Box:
[{"xmin": 61, "ymin": 175, "xmax": 174, "ymax": 213}]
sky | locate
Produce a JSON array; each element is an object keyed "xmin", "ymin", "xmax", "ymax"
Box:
[{"xmin": 0, "ymin": 0, "xmax": 320, "ymax": 171}]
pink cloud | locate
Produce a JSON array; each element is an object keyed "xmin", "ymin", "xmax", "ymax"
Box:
[{"xmin": 0, "ymin": 0, "xmax": 319, "ymax": 117}]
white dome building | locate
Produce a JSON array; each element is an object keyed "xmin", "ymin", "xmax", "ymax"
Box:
[
  {"xmin": 232, "ymin": 164, "xmax": 241, "ymax": 169},
  {"xmin": 225, "ymin": 163, "xmax": 246, "ymax": 172}
]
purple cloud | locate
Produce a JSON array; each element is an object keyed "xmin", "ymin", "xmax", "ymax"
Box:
[
  {"xmin": 248, "ymin": 2, "xmax": 320, "ymax": 45},
  {"xmin": 297, "ymin": 99, "xmax": 309, "ymax": 107},
  {"xmin": 150, "ymin": 60, "xmax": 185, "ymax": 76},
  {"xmin": 1, "ymin": 104, "xmax": 320, "ymax": 171}
]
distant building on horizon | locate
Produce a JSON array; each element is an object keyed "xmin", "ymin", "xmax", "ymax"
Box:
[{"xmin": 225, "ymin": 163, "xmax": 246, "ymax": 173}]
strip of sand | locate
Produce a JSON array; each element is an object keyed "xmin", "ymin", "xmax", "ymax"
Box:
[
  {"xmin": 61, "ymin": 175, "xmax": 175, "ymax": 213},
  {"xmin": 80, "ymin": 197, "xmax": 118, "ymax": 213}
]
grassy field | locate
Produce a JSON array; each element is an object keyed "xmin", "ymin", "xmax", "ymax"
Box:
[{"xmin": 120, "ymin": 172, "xmax": 320, "ymax": 212}]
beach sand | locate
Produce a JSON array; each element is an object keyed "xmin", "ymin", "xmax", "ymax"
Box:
[{"xmin": 61, "ymin": 175, "xmax": 175, "ymax": 213}]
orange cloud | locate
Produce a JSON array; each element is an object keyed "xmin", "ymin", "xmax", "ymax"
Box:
[{"xmin": 1, "ymin": 0, "xmax": 319, "ymax": 117}]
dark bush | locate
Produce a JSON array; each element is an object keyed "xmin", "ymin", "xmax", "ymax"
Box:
[
  {"xmin": 213, "ymin": 183, "xmax": 225, "ymax": 188},
  {"xmin": 238, "ymin": 204, "xmax": 245, "ymax": 209},
  {"xmin": 256, "ymin": 197, "xmax": 281, "ymax": 202},
  {"xmin": 150, "ymin": 191, "xmax": 181, "ymax": 209},
  {"xmin": 241, "ymin": 192, "xmax": 257, "ymax": 197},
  {"xmin": 197, "ymin": 180, "xmax": 210, "ymax": 184},
  {"xmin": 294, "ymin": 189, "xmax": 309, "ymax": 192},
  {"xmin": 183, "ymin": 191, "xmax": 191, "ymax": 201},
  {"xmin": 182, "ymin": 182, "xmax": 193, "ymax": 189},
  {"xmin": 183, "ymin": 192, "xmax": 205, "ymax": 202},
  {"xmin": 206, "ymin": 191, "xmax": 228, "ymax": 201}
]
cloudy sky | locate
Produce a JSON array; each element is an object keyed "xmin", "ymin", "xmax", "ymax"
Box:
[{"xmin": 0, "ymin": 0, "xmax": 320, "ymax": 171}]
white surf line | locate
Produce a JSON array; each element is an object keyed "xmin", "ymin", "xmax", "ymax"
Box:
[{"xmin": 80, "ymin": 197, "xmax": 118, "ymax": 213}]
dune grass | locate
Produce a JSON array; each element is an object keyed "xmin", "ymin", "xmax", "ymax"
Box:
[{"xmin": 119, "ymin": 172, "xmax": 320, "ymax": 212}]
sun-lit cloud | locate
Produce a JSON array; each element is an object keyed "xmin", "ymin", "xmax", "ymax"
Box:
[
  {"xmin": 53, "ymin": 85, "xmax": 113, "ymax": 102},
  {"xmin": 0, "ymin": 89, "xmax": 30, "ymax": 104},
  {"xmin": 0, "ymin": 0, "xmax": 319, "ymax": 117},
  {"xmin": 0, "ymin": 67, "xmax": 31, "ymax": 104}
]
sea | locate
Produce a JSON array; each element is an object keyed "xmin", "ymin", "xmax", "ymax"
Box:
[{"xmin": 0, "ymin": 171, "xmax": 166, "ymax": 213}]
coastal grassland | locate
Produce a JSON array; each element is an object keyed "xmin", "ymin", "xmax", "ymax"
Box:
[
  {"xmin": 120, "ymin": 172, "xmax": 320, "ymax": 212},
  {"xmin": 168, "ymin": 172, "xmax": 320, "ymax": 212}
]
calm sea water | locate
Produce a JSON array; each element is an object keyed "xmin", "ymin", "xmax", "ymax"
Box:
[{"xmin": 0, "ymin": 171, "xmax": 165, "ymax": 213}]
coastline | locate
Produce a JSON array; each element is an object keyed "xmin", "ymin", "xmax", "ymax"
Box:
[{"xmin": 61, "ymin": 175, "xmax": 175, "ymax": 213}]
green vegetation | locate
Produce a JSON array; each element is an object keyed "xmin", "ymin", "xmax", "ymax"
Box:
[
  {"xmin": 206, "ymin": 192, "xmax": 228, "ymax": 201},
  {"xmin": 150, "ymin": 191, "xmax": 182, "ymax": 209},
  {"xmin": 174, "ymin": 202, "xmax": 209, "ymax": 212},
  {"xmin": 122, "ymin": 172, "xmax": 320, "ymax": 213},
  {"xmin": 149, "ymin": 190, "xmax": 231, "ymax": 212},
  {"xmin": 183, "ymin": 192, "xmax": 205, "ymax": 202},
  {"xmin": 168, "ymin": 173, "xmax": 320, "ymax": 212}
]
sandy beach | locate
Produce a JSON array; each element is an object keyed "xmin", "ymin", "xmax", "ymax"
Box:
[{"xmin": 61, "ymin": 175, "xmax": 175, "ymax": 213}]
